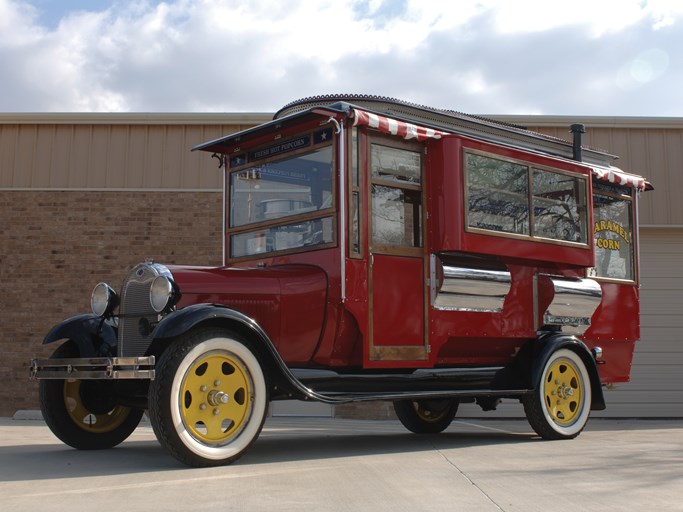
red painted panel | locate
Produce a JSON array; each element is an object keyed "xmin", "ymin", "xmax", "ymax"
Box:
[
  {"xmin": 371, "ymin": 254, "xmax": 424, "ymax": 346},
  {"xmin": 170, "ymin": 263, "xmax": 328, "ymax": 364},
  {"xmin": 427, "ymin": 135, "xmax": 594, "ymax": 268}
]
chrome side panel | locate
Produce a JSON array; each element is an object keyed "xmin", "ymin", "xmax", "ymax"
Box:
[
  {"xmin": 430, "ymin": 254, "xmax": 511, "ymax": 312},
  {"xmin": 536, "ymin": 275, "xmax": 602, "ymax": 335}
]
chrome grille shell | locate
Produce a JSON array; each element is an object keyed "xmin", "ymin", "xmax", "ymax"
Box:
[{"xmin": 118, "ymin": 262, "xmax": 173, "ymax": 357}]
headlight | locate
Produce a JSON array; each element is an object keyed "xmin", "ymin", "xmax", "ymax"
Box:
[
  {"xmin": 150, "ymin": 275, "xmax": 179, "ymax": 313},
  {"xmin": 91, "ymin": 282, "xmax": 119, "ymax": 317}
]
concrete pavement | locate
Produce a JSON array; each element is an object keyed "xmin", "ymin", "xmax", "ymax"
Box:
[{"xmin": 1, "ymin": 416, "xmax": 682, "ymax": 511}]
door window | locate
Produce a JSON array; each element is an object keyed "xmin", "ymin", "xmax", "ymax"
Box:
[{"xmin": 370, "ymin": 143, "xmax": 423, "ymax": 251}]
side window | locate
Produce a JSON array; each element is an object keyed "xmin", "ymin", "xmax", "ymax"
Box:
[
  {"xmin": 591, "ymin": 181, "xmax": 635, "ymax": 281},
  {"xmin": 349, "ymin": 127, "xmax": 362, "ymax": 257},
  {"xmin": 370, "ymin": 143, "xmax": 423, "ymax": 249},
  {"xmin": 532, "ymin": 168, "xmax": 588, "ymax": 243},
  {"xmin": 465, "ymin": 151, "xmax": 588, "ymax": 245},
  {"xmin": 465, "ymin": 153, "xmax": 529, "ymax": 235}
]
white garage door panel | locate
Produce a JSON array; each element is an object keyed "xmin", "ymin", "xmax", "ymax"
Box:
[
  {"xmin": 626, "ymin": 366, "xmax": 683, "ymax": 387},
  {"xmin": 634, "ymin": 337, "xmax": 680, "ymax": 353},
  {"xmin": 627, "ymin": 228, "xmax": 683, "ymax": 417},
  {"xmin": 634, "ymin": 352, "xmax": 683, "ymax": 365}
]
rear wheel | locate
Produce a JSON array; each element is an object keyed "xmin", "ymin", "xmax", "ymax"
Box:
[
  {"xmin": 39, "ymin": 341, "xmax": 144, "ymax": 449},
  {"xmin": 394, "ymin": 398, "xmax": 459, "ymax": 434},
  {"xmin": 523, "ymin": 348, "xmax": 592, "ymax": 439},
  {"xmin": 148, "ymin": 328, "xmax": 268, "ymax": 467}
]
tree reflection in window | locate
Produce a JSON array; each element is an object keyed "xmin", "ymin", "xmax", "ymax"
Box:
[
  {"xmin": 466, "ymin": 153, "xmax": 529, "ymax": 235},
  {"xmin": 371, "ymin": 185, "xmax": 422, "ymax": 247},
  {"xmin": 532, "ymin": 169, "xmax": 587, "ymax": 243},
  {"xmin": 465, "ymin": 151, "xmax": 588, "ymax": 244}
]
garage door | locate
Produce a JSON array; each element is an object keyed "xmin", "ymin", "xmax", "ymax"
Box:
[{"xmin": 592, "ymin": 227, "xmax": 683, "ymax": 417}]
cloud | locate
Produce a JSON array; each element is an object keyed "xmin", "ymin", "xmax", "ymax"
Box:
[{"xmin": 0, "ymin": 0, "xmax": 682, "ymax": 115}]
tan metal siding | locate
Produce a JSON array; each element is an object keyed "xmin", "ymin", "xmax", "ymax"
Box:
[
  {"xmin": 527, "ymin": 123, "xmax": 683, "ymax": 226},
  {"xmin": 0, "ymin": 119, "xmax": 266, "ymax": 190}
]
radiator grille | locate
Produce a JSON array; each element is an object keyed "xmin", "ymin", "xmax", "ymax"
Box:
[{"xmin": 118, "ymin": 262, "xmax": 172, "ymax": 357}]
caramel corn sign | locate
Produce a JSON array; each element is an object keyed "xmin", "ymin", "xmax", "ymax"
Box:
[{"xmin": 595, "ymin": 219, "xmax": 630, "ymax": 250}]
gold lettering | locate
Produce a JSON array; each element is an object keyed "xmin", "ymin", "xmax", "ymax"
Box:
[{"xmin": 596, "ymin": 237, "xmax": 620, "ymax": 251}]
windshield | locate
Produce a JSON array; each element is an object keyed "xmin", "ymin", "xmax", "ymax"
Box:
[
  {"xmin": 230, "ymin": 146, "xmax": 333, "ymax": 227},
  {"xmin": 228, "ymin": 144, "xmax": 335, "ymax": 259}
]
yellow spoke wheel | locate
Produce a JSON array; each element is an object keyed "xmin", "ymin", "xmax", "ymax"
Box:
[
  {"xmin": 39, "ymin": 340, "xmax": 144, "ymax": 450},
  {"xmin": 180, "ymin": 351, "xmax": 253, "ymax": 445},
  {"xmin": 149, "ymin": 329, "xmax": 268, "ymax": 467},
  {"xmin": 63, "ymin": 380, "xmax": 131, "ymax": 434},
  {"xmin": 542, "ymin": 358, "xmax": 583, "ymax": 426},
  {"xmin": 523, "ymin": 347, "xmax": 592, "ymax": 440},
  {"xmin": 394, "ymin": 399, "xmax": 459, "ymax": 434}
]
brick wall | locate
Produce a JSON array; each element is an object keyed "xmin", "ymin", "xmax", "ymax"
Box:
[{"xmin": 0, "ymin": 190, "xmax": 222, "ymax": 416}]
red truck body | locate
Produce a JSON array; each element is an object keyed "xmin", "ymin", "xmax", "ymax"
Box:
[{"xmin": 31, "ymin": 95, "xmax": 650, "ymax": 466}]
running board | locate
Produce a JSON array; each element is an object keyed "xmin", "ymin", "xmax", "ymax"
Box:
[
  {"xmin": 288, "ymin": 367, "xmax": 531, "ymax": 404},
  {"xmin": 299, "ymin": 388, "xmax": 531, "ymax": 404}
]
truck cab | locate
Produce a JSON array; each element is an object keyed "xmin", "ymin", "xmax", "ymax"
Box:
[{"xmin": 31, "ymin": 95, "xmax": 650, "ymax": 467}]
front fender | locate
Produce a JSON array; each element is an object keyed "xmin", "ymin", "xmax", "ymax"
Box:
[
  {"xmin": 533, "ymin": 333, "xmax": 606, "ymax": 411},
  {"xmin": 151, "ymin": 304, "xmax": 266, "ymax": 340},
  {"xmin": 43, "ymin": 314, "xmax": 117, "ymax": 357},
  {"xmin": 150, "ymin": 304, "xmax": 320, "ymax": 401}
]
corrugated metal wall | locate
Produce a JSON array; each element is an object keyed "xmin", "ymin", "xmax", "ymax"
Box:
[
  {"xmin": 0, "ymin": 114, "xmax": 271, "ymax": 190},
  {"xmin": 522, "ymin": 120, "xmax": 683, "ymax": 227}
]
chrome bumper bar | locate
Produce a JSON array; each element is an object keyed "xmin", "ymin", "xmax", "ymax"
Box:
[{"xmin": 29, "ymin": 356, "xmax": 155, "ymax": 380}]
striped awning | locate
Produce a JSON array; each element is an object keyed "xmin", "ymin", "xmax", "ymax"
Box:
[
  {"xmin": 350, "ymin": 108, "xmax": 649, "ymax": 191},
  {"xmin": 589, "ymin": 165, "xmax": 649, "ymax": 191},
  {"xmin": 351, "ymin": 108, "xmax": 447, "ymax": 141}
]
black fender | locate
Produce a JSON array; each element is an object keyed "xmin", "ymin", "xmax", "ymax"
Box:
[
  {"xmin": 42, "ymin": 313, "xmax": 117, "ymax": 358},
  {"xmin": 150, "ymin": 304, "xmax": 316, "ymax": 400},
  {"xmin": 532, "ymin": 333, "xmax": 606, "ymax": 411}
]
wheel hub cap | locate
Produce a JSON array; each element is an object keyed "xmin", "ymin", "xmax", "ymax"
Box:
[
  {"xmin": 180, "ymin": 351, "xmax": 252, "ymax": 445},
  {"xmin": 543, "ymin": 359, "xmax": 583, "ymax": 425}
]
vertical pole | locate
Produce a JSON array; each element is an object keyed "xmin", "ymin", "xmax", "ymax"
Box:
[
  {"xmin": 222, "ymin": 156, "xmax": 227, "ymax": 266},
  {"xmin": 337, "ymin": 119, "xmax": 346, "ymax": 302}
]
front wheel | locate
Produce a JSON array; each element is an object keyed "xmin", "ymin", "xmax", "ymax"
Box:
[
  {"xmin": 523, "ymin": 348, "xmax": 592, "ymax": 440},
  {"xmin": 148, "ymin": 328, "xmax": 268, "ymax": 467},
  {"xmin": 39, "ymin": 341, "xmax": 144, "ymax": 450},
  {"xmin": 394, "ymin": 398, "xmax": 459, "ymax": 434}
]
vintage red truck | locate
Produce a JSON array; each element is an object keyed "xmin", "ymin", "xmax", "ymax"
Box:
[{"xmin": 30, "ymin": 95, "xmax": 651, "ymax": 467}]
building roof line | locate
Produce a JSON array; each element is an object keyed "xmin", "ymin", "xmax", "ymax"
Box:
[
  {"xmin": 1, "ymin": 112, "xmax": 682, "ymax": 129},
  {"xmin": 0, "ymin": 112, "xmax": 273, "ymax": 125}
]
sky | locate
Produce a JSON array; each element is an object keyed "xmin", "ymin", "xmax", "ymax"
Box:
[{"xmin": 0, "ymin": 0, "xmax": 682, "ymax": 116}]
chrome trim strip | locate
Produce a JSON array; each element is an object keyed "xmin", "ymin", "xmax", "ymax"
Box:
[{"xmin": 29, "ymin": 356, "xmax": 155, "ymax": 380}]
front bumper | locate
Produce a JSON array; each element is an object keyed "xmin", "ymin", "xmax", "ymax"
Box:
[{"xmin": 29, "ymin": 356, "xmax": 155, "ymax": 380}]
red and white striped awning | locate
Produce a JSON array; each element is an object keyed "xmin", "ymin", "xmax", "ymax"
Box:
[
  {"xmin": 589, "ymin": 165, "xmax": 648, "ymax": 191},
  {"xmin": 350, "ymin": 108, "xmax": 649, "ymax": 190},
  {"xmin": 351, "ymin": 108, "xmax": 447, "ymax": 141}
]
